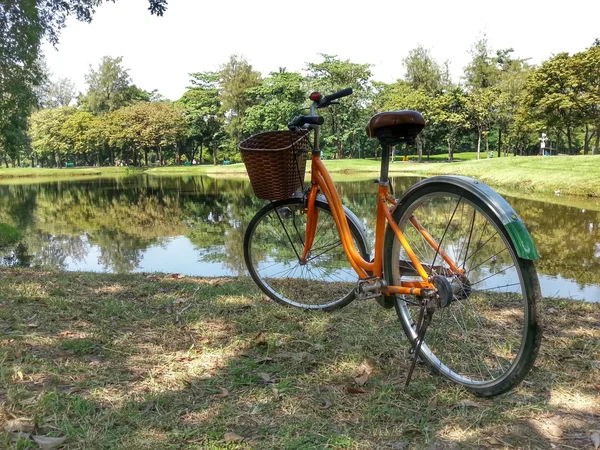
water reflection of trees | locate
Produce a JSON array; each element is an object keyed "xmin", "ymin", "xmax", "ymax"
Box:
[
  {"xmin": 511, "ymin": 197, "xmax": 600, "ymax": 287},
  {"xmin": 0, "ymin": 175, "xmax": 599, "ymax": 288}
]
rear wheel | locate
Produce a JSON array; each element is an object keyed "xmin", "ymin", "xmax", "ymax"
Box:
[
  {"xmin": 244, "ymin": 198, "xmax": 369, "ymax": 311},
  {"xmin": 384, "ymin": 183, "xmax": 542, "ymax": 396}
]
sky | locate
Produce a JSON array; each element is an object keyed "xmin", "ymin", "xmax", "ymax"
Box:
[{"xmin": 41, "ymin": 0, "xmax": 600, "ymax": 101}]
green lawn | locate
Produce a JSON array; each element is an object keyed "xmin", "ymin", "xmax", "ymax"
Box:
[
  {"xmin": 2, "ymin": 155, "xmax": 600, "ymax": 197},
  {"xmin": 0, "ymin": 269, "xmax": 597, "ymax": 449}
]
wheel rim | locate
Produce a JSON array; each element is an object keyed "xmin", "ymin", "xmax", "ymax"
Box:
[
  {"xmin": 247, "ymin": 202, "xmax": 360, "ymax": 309},
  {"xmin": 392, "ymin": 192, "xmax": 531, "ymax": 387}
]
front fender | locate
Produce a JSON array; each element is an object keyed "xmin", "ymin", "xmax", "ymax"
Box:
[{"xmin": 397, "ymin": 175, "xmax": 539, "ymax": 260}]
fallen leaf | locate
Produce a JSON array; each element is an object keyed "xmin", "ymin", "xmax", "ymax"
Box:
[
  {"xmin": 259, "ymin": 372, "xmax": 271, "ymax": 382},
  {"xmin": 27, "ymin": 322, "xmax": 39, "ymax": 328},
  {"xmin": 214, "ymin": 387, "xmax": 229, "ymax": 399},
  {"xmin": 10, "ymin": 431, "xmax": 31, "ymax": 442},
  {"xmin": 272, "ymin": 388, "xmax": 280, "ymax": 399},
  {"xmin": 32, "ymin": 435, "xmax": 67, "ymax": 449},
  {"xmin": 142, "ymin": 401, "xmax": 156, "ymax": 413},
  {"xmin": 453, "ymin": 400, "xmax": 482, "ymax": 408},
  {"xmin": 20, "ymin": 396, "xmax": 37, "ymax": 406},
  {"xmin": 345, "ymin": 386, "xmax": 367, "ymax": 394},
  {"xmin": 253, "ymin": 332, "xmax": 268, "ymax": 346},
  {"xmin": 4, "ymin": 418, "xmax": 35, "ymax": 433},
  {"xmin": 319, "ymin": 398, "xmax": 332, "ymax": 409},
  {"xmin": 546, "ymin": 423, "xmax": 563, "ymax": 438},
  {"xmin": 223, "ymin": 432, "xmax": 244, "ymax": 443},
  {"xmin": 547, "ymin": 307, "xmax": 558, "ymax": 314},
  {"xmin": 428, "ymin": 398, "xmax": 438, "ymax": 409},
  {"xmin": 255, "ymin": 357, "xmax": 273, "ymax": 364},
  {"xmin": 384, "ymin": 442, "xmax": 409, "ymax": 449},
  {"xmin": 354, "ymin": 359, "xmax": 377, "ymax": 386},
  {"xmin": 591, "ymin": 432, "xmax": 600, "ymax": 450},
  {"xmin": 485, "ymin": 436, "xmax": 512, "ymax": 447}
]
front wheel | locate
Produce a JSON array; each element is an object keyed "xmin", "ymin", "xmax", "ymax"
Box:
[
  {"xmin": 383, "ymin": 183, "xmax": 542, "ymax": 397},
  {"xmin": 244, "ymin": 198, "xmax": 369, "ymax": 311}
]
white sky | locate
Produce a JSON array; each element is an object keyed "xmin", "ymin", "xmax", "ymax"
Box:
[{"xmin": 42, "ymin": 0, "xmax": 600, "ymax": 101}]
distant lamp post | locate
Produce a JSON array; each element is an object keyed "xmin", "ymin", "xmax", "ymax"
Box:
[{"xmin": 539, "ymin": 133, "xmax": 548, "ymax": 156}]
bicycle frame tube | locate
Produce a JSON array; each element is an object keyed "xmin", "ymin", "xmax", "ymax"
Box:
[
  {"xmin": 299, "ymin": 101, "xmax": 452, "ymax": 295},
  {"xmin": 304, "ymin": 153, "xmax": 440, "ymax": 294}
]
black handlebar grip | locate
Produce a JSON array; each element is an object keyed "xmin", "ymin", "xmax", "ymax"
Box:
[
  {"xmin": 288, "ymin": 115, "xmax": 325, "ymax": 128},
  {"xmin": 304, "ymin": 116, "xmax": 325, "ymax": 126},
  {"xmin": 323, "ymin": 87, "xmax": 353, "ymax": 102}
]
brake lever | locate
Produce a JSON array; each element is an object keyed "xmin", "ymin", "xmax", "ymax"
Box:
[{"xmin": 317, "ymin": 101, "xmax": 340, "ymax": 109}]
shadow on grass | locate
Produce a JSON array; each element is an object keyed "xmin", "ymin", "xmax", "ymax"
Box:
[{"xmin": 0, "ymin": 269, "xmax": 598, "ymax": 449}]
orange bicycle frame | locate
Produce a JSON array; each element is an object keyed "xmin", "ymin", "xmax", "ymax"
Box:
[{"xmin": 301, "ymin": 151, "xmax": 462, "ymax": 296}]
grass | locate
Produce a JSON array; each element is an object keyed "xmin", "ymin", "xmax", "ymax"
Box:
[
  {"xmin": 0, "ymin": 167, "xmax": 140, "ymax": 179},
  {"xmin": 1, "ymin": 269, "xmax": 598, "ymax": 449},
  {"xmin": 3, "ymin": 155, "xmax": 599, "ymax": 198}
]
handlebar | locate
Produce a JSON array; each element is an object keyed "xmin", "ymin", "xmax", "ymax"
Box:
[
  {"xmin": 288, "ymin": 115, "xmax": 324, "ymax": 129},
  {"xmin": 310, "ymin": 87, "xmax": 353, "ymax": 108},
  {"xmin": 287, "ymin": 88, "xmax": 353, "ymax": 130},
  {"xmin": 323, "ymin": 87, "xmax": 353, "ymax": 104}
]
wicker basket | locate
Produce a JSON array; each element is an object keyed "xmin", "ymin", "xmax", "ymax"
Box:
[{"xmin": 239, "ymin": 130, "xmax": 310, "ymax": 200}]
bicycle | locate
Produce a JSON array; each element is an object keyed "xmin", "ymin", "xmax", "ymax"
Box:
[{"xmin": 240, "ymin": 88, "xmax": 542, "ymax": 397}]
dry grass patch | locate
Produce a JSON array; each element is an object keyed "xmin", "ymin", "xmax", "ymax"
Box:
[{"xmin": 0, "ymin": 268, "xmax": 598, "ymax": 449}]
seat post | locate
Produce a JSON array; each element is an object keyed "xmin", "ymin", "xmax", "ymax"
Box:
[{"xmin": 379, "ymin": 142, "xmax": 391, "ymax": 184}]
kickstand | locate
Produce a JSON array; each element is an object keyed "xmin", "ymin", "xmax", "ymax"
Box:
[{"xmin": 405, "ymin": 299, "xmax": 434, "ymax": 387}]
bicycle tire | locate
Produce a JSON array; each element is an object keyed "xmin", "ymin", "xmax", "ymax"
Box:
[
  {"xmin": 244, "ymin": 197, "xmax": 369, "ymax": 311},
  {"xmin": 383, "ymin": 183, "xmax": 542, "ymax": 397}
]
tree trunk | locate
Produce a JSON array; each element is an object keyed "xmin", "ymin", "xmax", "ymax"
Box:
[
  {"xmin": 485, "ymin": 131, "xmax": 489, "ymax": 156},
  {"xmin": 416, "ymin": 136, "xmax": 423, "ymax": 162},
  {"xmin": 594, "ymin": 123, "xmax": 600, "ymax": 155},
  {"xmin": 447, "ymin": 138, "xmax": 453, "ymax": 162},
  {"xmin": 584, "ymin": 124, "xmax": 590, "ymax": 155},
  {"xmin": 144, "ymin": 149, "xmax": 149, "ymax": 166},
  {"xmin": 498, "ymin": 127, "xmax": 502, "ymax": 158},
  {"xmin": 476, "ymin": 129, "xmax": 482, "ymax": 160},
  {"xmin": 566, "ymin": 128, "xmax": 573, "ymax": 154},
  {"xmin": 212, "ymin": 142, "xmax": 217, "ymax": 165}
]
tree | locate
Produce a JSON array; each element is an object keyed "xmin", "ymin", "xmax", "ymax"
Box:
[
  {"xmin": 306, "ymin": 54, "xmax": 374, "ymax": 159},
  {"xmin": 495, "ymin": 54, "xmax": 533, "ymax": 156},
  {"xmin": 0, "ymin": 0, "xmax": 167, "ymax": 162},
  {"xmin": 403, "ymin": 45, "xmax": 446, "ymax": 95},
  {"xmin": 80, "ymin": 56, "xmax": 135, "ymax": 114},
  {"xmin": 464, "ymin": 38, "xmax": 503, "ymax": 159},
  {"xmin": 571, "ymin": 44, "xmax": 600, "ymax": 155},
  {"xmin": 28, "ymin": 107, "xmax": 76, "ymax": 167},
  {"xmin": 43, "ymin": 77, "xmax": 77, "ymax": 108},
  {"xmin": 434, "ymin": 88, "xmax": 470, "ymax": 161},
  {"xmin": 525, "ymin": 53, "xmax": 582, "ymax": 154},
  {"xmin": 177, "ymin": 72, "xmax": 224, "ymax": 165},
  {"xmin": 219, "ymin": 55, "xmax": 261, "ymax": 146},
  {"xmin": 243, "ymin": 70, "xmax": 306, "ymax": 135}
]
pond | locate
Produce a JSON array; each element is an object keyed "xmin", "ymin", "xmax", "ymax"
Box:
[{"xmin": 0, "ymin": 174, "xmax": 599, "ymax": 302}]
